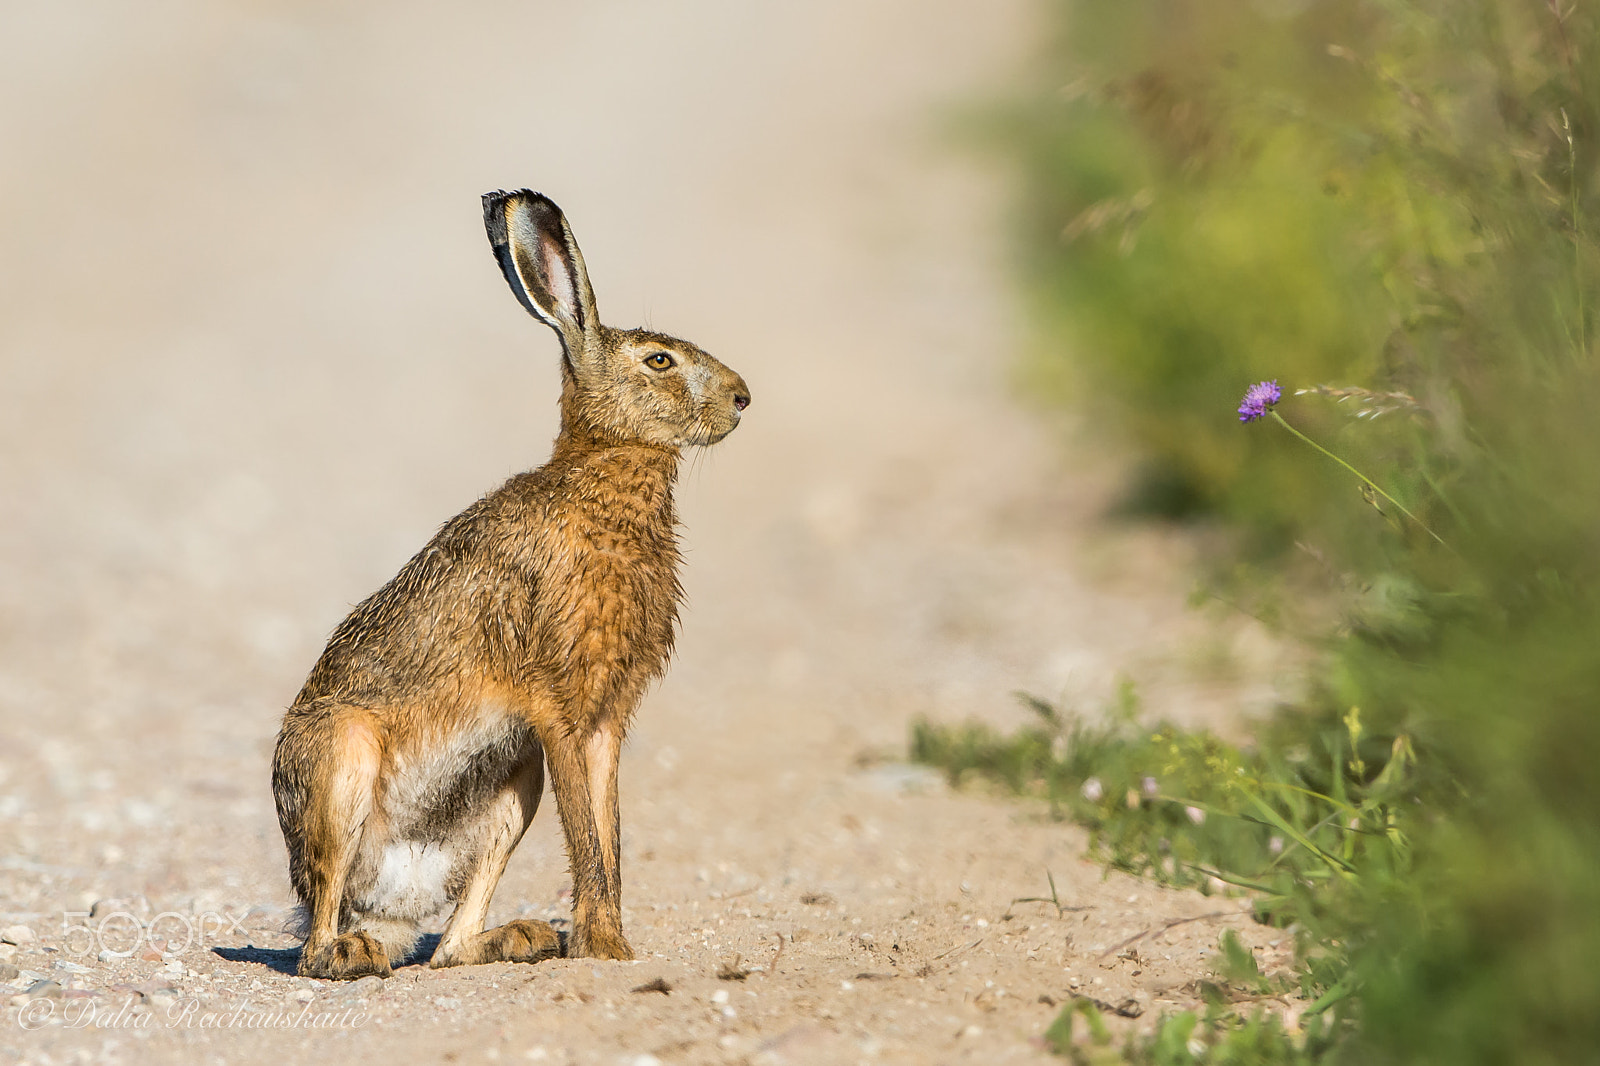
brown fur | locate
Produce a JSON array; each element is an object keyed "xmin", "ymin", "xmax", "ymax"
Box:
[{"xmin": 272, "ymin": 191, "xmax": 749, "ymax": 979}]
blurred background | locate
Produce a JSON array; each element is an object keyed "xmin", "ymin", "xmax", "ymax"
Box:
[
  {"xmin": 7, "ymin": 0, "xmax": 1598, "ymax": 1061},
  {"xmin": 0, "ymin": 0, "xmax": 1273, "ymax": 959}
]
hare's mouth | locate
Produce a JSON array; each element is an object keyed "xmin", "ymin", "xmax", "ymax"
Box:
[
  {"xmin": 684, "ymin": 429, "xmax": 732, "ymax": 447},
  {"xmin": 676, "ymin": 407, "xmax": 743, "ymax": 447}
]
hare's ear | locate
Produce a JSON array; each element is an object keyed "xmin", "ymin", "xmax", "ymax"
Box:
[{"xmin": 482, "ymin": 190, "xmax": 600, "ymax": 355}]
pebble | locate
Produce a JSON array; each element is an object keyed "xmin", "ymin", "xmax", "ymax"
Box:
[
  {"xmin": 432, "ymin": 996, "xmax": 461, "ymax": 1010},
  {"xmin": 54, "ymin": 960, "xmax": 91, "ymax": 974},
  {"xmin": 0, "ymin": 944, "xmax": 16, "ymax": 962},
  {"xmin": 336, "ymin": 975, "xmax": 385, "ymax": 1001},
  {"xmin": 0, "ymin": 963, "xmax": 19, "ymax": 982},
  {"xmin": 1, "ymin": 925, "xmax": 35, "ymax": 946},
  {"xmin": 23, "ymin": 979, "xmax": 63, "ymax": 999}
]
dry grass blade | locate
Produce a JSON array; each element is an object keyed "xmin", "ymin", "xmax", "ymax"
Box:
[
  {"xmin": 1097, "ymin": 911, "xmax": 1233, "ymax": 960},
  {"xmin": 1005, "ymin": 869, "xmax": 1093, "ymax": 920},
  {"xmin": 1294, "ymin": 384, "xmax": 1426, "ymax": 420}
]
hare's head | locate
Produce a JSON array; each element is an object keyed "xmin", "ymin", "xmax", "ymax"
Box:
[{"xmin": 483, "ymin": 190, "xmax": 750, "ymax": 448}]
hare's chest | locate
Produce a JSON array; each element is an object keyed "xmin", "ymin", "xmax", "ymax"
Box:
[{"xmin": 532, "ymin": 516, "xmax": 681, "ymax": 677}]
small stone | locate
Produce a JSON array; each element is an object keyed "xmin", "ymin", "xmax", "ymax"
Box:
[
  {"xmin": 23, "ymin": 979, "xmax": 63, "ymax": 999},
  {"xmin": 0, "ymin": 963, "xmax": 19, "ymax": 982},
  {"xmin": 432, "ymin": 996, "xmax": 461, "ymax": 1010},
  {"xmin": 0, "ymin": 944, "xmax": 16, "ymax": 962},
  {"xmin": 348, "ymin": 975, "xmax": 384, "ymax": 996},
  {"xmin": 163, "ymin": 960, "xmax": 185, "ymax": 975},
  {"xmin": 631, "ymin": 1056, "xmax": 663, "ymax": 1066},
  {"xmin": 54, "ymin": 960, "xmax": 91, "ymax": 974},
  {"xmin": 97, "ymin": 950, "xmax": 118, "ymax": 963},
  {"xmin": 291, "ymin": 988, "xmax": 315, "ymax": 1004},
  {"xmin": 961, "ymin": 1025, "xmax": 983, "ymax": 1038},
  {"xmin": 1, "ymin": 925, "xmax": 35, "ymax": 946}
]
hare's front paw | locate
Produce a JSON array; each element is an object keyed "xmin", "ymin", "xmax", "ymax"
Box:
[
  {"xmin": 571, "ymin": 925, "xmax": 635, "ymax": 961},
  {"xmin": 301, "ymin": 932, "xmax": 392, "ymax": 980},
  {"xmin": 430, "ymin": 919, "xmax": 561, "ymax": 968}
]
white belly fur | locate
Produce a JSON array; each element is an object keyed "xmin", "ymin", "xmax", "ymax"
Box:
[{"xmin": 358, "ymin": 840, "xmax": 454, "ymax": 920}]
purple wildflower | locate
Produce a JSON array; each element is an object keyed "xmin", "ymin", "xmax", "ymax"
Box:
[{"xmin": 1237, "ymin": 379, "xmax": 1282, "ymax": 423}]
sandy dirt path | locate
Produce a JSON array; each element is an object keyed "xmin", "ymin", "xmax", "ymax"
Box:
[{"xmin": 0, "ymin": 2, "xmax": 1293, "ymax": 1063}]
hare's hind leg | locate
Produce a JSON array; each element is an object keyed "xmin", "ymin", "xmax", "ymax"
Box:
[
  {"xmin": 429, "ymin": 754, "xmax": 560, "ymax": 968},
  {"xmin": 272, "ymin": 705, "xmax": 392, "ymax": 980}
]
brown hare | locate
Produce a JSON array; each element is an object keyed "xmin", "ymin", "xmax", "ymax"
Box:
[{"xmin": 271, "ymin": 190, "xmax": 750, "ymax": 979}]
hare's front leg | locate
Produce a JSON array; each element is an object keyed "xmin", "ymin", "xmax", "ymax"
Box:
[
  {"xmin": 545, "ymin": 721, "xmax": 633, "ymax": 960},
  {"xmin": 429, "ymin": 755, "xmax": 560, "ymax": 968}
]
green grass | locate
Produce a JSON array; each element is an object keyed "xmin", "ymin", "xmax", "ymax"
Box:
[
  {"xmin": 913, "ymin": 692, "xmax": 1401, "ymax": 1061},
  {"xmin": 936, "ymin": 1, "xmax": 1600, "ymax": 1060}
]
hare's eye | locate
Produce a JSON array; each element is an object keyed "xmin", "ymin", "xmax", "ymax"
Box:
[{"xmin": 644, "ymin": 352, "xmax": 675, "ymax": 370}]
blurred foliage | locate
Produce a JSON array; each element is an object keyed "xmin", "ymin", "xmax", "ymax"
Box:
[
  {"xmin": 1006, "ymin": 0, "xmax": 1600, "ymax": 552},
  {"xmin": 932, "ymin": 0, "xmax": 1600, "ymax": 1061}
]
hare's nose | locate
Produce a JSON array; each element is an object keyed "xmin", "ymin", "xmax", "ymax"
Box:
[{"xmin": 733, "ymin": 393, "xmax": 750, "ymax": 412}]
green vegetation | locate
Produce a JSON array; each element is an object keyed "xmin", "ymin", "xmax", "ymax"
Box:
[
  {"xmin": 913, "ymin": 695, "xmax": 1392, "ymax": 1060},
  {"xmin": 914, "ymin": 1, "xmax": 1600, "ymax": 1061}
]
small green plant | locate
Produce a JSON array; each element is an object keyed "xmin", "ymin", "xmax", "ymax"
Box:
[
  {"xmin": 913, "ymin": 686, "xmax": 1419, "ymax": 1042},
  {"xmin": 1039, "ymin": 978, "xmax": 1340, "ymax": 1064}
]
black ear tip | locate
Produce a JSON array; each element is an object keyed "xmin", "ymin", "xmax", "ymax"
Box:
[
  {"xmin": 482, "ymin": 189, "xmax": 565, "ymax": 238},
  {"xmin": 482, "ymin": 190, "xmax": 512, "ymax": 244}
]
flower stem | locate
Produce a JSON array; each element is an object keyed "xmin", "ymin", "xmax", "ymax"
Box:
[{"xmin": 1268, "ymin": 410, "xmax": 1449, "ymax": 549}]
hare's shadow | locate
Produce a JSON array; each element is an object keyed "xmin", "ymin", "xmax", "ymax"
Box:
[
  {"xmin": 212, "ymin": 945, "xmax": 300, "ymax": 975},
  {"xmin": 212, "ymin": 933, "xmax": 487, "ymax": 975}
]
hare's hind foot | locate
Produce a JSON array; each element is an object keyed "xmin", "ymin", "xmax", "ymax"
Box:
[
  {"xmin": 300, "ymin": 931, "xmax": 393, "ymax": 980},
  {"xmin": 429, "ymin": 919, "xmax": 560, "ymax": 969}
]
